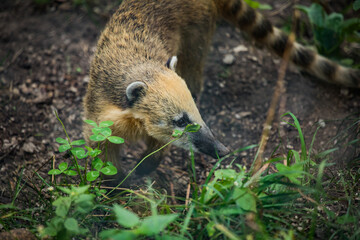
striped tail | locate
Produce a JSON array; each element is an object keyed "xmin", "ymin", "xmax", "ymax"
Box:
[{"xmin": 214, "ymin": 0, "xmax": 360, "ymax": 88}]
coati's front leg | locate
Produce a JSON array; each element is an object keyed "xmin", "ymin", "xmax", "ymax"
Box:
[
  {"xmin": 135, "ymin": 137, "xmax": 168, "ymax": 175},
  {"xmin": 95, "ymin": 141, "xmax": 127, "ymax": 185}
]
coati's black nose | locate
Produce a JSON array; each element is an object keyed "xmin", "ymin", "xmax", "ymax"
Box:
[
  {"xmin": 190, "ymin": 125, "xmax": 230, "ymax": 159},
  {"xmin": 214, "ymin": 140, "xmax": 230, "ymax": 158}
]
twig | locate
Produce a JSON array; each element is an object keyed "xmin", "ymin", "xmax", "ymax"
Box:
[
  {"xmin": 185, "ymin": 182, "xmax": 191, "ymax": 208},
  {"xmin": 32, "ymin": 155, "xmax": 54, "ymax": 177},
  {"xmin": 214, "ymin": 224, "xmax": 240, "ymax": 240},
  {"xmin": 268, "ymin": 1, "xmax": 292, "ymax": 17},
  {"xmin": 170, "ymin": 182, "xmax": 177, "ymax": 205},
  {"xmin": 251, "ymin": 10, "xmax": 300, "ymax": 176},
  {"xmin": 0, "ymin": 48, "xmax": 23, "ymax": 73}
]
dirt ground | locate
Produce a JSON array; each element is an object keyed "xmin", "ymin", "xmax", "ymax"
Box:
[{"xmin": 0, "ymin": 0, "xmax": 359, "ymax": 205}]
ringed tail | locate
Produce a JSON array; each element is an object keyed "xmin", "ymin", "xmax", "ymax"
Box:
[{"xmin": 214, "ymin": 0, "xmax": 360, "ymax": 88}]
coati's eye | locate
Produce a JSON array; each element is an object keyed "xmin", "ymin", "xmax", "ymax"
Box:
[{"xmin": 173, "ymin": 113, "xmax": 191, "ymax": 128}]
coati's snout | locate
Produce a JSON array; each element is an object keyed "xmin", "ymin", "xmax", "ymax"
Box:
[{"xmin": 188, "ymin": 125, "xmax": 230, "ymax": 159}]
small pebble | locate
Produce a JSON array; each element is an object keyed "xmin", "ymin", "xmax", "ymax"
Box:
[{"xmin": 222, "ymin": 54, "xmax": 235, "ymax": 65}]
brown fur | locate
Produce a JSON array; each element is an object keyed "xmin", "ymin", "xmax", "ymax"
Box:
[{"xmin": 84, "ymin": 0, "xmax": 360, "ymax": 181}]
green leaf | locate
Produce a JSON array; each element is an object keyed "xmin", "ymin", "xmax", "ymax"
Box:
[
  {"xmin": 354, "ymin": 0, "xmax": 360, "ymax": 11},
  {"xmin": 108, "ymin": 136, "xmax": 125, "ymax": 144},
  {"xmin": 233, "ymin": 188, "xmax": 257, "ymax": 212},
  {"xmin": 100, "ymin": 230, "xmax": 136, "ymax": 240},
  {"xmin": 275, "ymin": 163, "xmax": 304, "ymax": 185},
  {"xmin": 100, "ymin": 127, "xmax": 112, "ymax": 137},
  {"xmin": 296, "ymin": 3, "xmax": 325, "ymax": 27},
  {"xmin": 325, "ymin": 13, "xmax": 343, "ymax": 30},
  {"xmin": 89, "ymin": 134, "xmax": 106, "ymax": 142},
  {"xmin": 206, "ymin": 221, "xmax": 216, "ymax": 237},
  {"xmin": 53, "ymin": 197, "xmax": 71, "ymax": 218},
  {"xmin": 42, "ymin": 225, "xmax": 57, "ymax": 237},
  {"xmin": 63, "ymin": 170, "xmax": 78, "ymax": 176},
  {"xmin": 100, "ymin": 166, "xmax": 117, "ymax": 175},
  {"xmin": 84, "ymin": 119, "xmax": 97, "ymax": 127},
  {"xmin": 71, "ymin": 185, "xmax": 90, "ymax": 195},
  {"xmin": 75, "ymin": 193, "xmax": 95, "ymax": 205},
  {"xmin": 56, "ymin": 137, "xmax": 68, "ymax": 144},
  {"xmin": 48, "ymin": 169, "xmax": 62, "ymax": 175},
  {"xmin": 244, "ymin": 0, "xmax": 259, "ymax": 9},
  {"xmin": 113, "ymin": 204, "xmax": 140, "ymax": 228},
  {"xmin": 99, "ymin": 121, "xmax": 114, "ymax": 127},
  {"xmin": 136, "ymin": 214, "xmax": 179, "ymax": 236},
  {"xmin": 71, "ymin": 139, "xmax": 86, "ymax": 146},
  {"xmin": 217, "ymin": 207, "xmax": 246, "ymax": 215},
  {"xmin": 92, "ymin": 157, "xmax": 104, "ymax": 171},
  {"xmin": 58, "ymin": 162, "xmax": 68, "ymax": 172},
  {"xmin": 57, "ymin": 186, "xmax": 72, "ymax": 194},
  {"xmin": 281, "ymin": 112, "xmax": 307, "ymax": 161},
  {"xmin": 59, "ymin": 144, "xmax": 71, "ymax": 153},
  {"xmin": 324, "ymin": 208, "xmax": 336, "ymax": 220},
  {"xmin": 172, "ymin": 129, "xmax": 183, "ymax": 138},
  {"xmin": 43, "ymin": 217, "xmax": 64, "ymax": 236},
  {"xmin": 340, "ymin": 58, "xmax": 354, "ymax": 67},
  {"xmin": 64, "ymin": 218, "xmax": 79, "ymax": 233},
  {"xmin": 337, "ymin": 215, "xmax": 356, "ymax": 224},
  {"xmin": 185, "ymin": 123, "xmax": 201, "ymax": 133},
  {"xmin": 105, "ymin": 161, "xmax": 114, "ymax": 167},
  {"xmin": 71, "ymin": 147, "xmax": 88, "ymax": 159},
  {"xmin": 244, "ymin": 0, "xmax": 272, "ymax": 10},
  {"xmin": 88, "ymin": 148, "xmax": 102, "ymax": 157},
  {"xmin": 99, "ymin": 229, "xmax": 119, "ymax": 239},
  {"xmin": 214, "ymin": 169, "xmax": 237, "ymax": 180},
  {"xmin": 85, "ymin": 146, "xmax": 102, "ymax": 157},
  {"xmin": 91, "ymin": 127, "xmax": 103, "ymax": 135},
  {"xmin": 258, "ymin": 3, "xmax": 272, "ymax": 10},
  {"xmin": 86, "ymin": 171, "xmax": 100, "ymax": 182},
  {"xmin": 85, "ymin": 146, "xmax": 93, "ymax": 152},
  {"xmin": 74, "ymin": 194, "xmax": 95, "ymax": 214}
]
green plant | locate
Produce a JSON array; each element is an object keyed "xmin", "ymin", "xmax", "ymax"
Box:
[
  {"xmin": 49, "ymin": 112, "xmax": 123, "ymax": 184},
  {"xmin": 354, "ymin": 0, "xmax": 360, "ymax": 11},
  {"xmin": 2, "ymin": 111, "xmax": 359, "ymax": 240},
  {"xmin": 296, "ymin": 3, "xmax": 360, "ymax": 56},
  {"xmin": 38, "ymin": 185, "xmax": 95, "ymax": 239},
  {"xmin": 100, "ymin": 204, "xmax": 179, "ymax": 239},
  {"xmin": 244, "ymin": 0, "xmax": 272, "ymax": 10}
]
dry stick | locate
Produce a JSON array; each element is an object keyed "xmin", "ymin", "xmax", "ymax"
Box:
[
  {"xmin": 0, "ymin": 48, "xmax": 23, "ymax": 73},
  {"xmin": 32, "ymin": 155, "xmax": 54, "ymax": 177},
  {"xmin": 268, "ymin": 1, "xmax": 292, "ymax": 17},
  {"xmin": 170, "ymin": 182, "xmax": 177, "ymax": 205},
  {"xmin": 185, "ymin": 182, "xmax": 191, "ymax": 208},
  {"xmin": 251, "ymin": 10, "xmax": 300, "ymax": 176}
]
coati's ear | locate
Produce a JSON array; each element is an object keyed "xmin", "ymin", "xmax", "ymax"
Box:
[
  {"xmin": 165, "ymin": 56, "xmax": 178, "ymax": 71},
  {"xmin": 126, "ymin": 81, "xmax": 148, "ymax": 104}
]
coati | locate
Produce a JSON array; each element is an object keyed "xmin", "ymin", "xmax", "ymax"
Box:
[{"xmin": 84, "ymin": 0, "xmax": 360, "ymax": 180}]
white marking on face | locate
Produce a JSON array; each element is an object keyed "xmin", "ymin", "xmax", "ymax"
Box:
[
  {"xmin": 173, "ymin": 113, "xmax": 184, "ymax": 121},
  {"xmin": 169, "ymin": 56, "xmax": 178, "ymax": 71}
]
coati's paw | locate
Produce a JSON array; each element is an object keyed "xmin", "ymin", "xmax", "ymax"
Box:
[{"xmin": 135, "ymin": 155, "xmax": 162, "ymax": 176}]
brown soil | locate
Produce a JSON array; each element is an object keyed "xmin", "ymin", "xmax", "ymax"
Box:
[{"xmin": 0, "ymin": 0, "xmax": 359, "ymax": 205}]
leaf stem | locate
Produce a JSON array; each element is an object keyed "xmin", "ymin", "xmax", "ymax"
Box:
[{"xmin": 54, "ymin": 110, "xmax": 84, "ymax": 184}]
